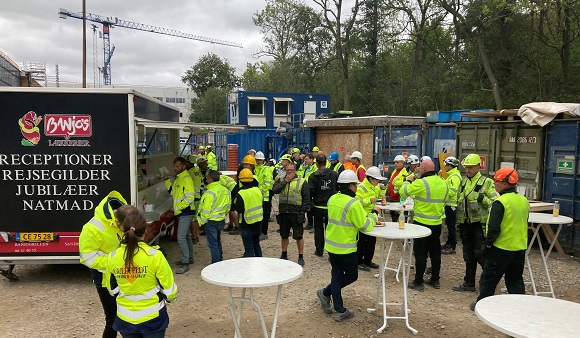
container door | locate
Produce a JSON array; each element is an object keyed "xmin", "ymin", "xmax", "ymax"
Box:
[
  {"xmin": 214, "ymin": 130, "xmax": 228, "ymax": 171},
  {"xmin": 288, "ymin": 127, "xmax": 316, "ymax": 153},
  {"xmin": 425, "ymin": 124, "xmax": 457, "ymax": 171},
  {"xmin": 374, "ymin": 125, "xmax": 424, "ymax": 175}
]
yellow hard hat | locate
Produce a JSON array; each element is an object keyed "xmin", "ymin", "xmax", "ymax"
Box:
[
  {"xmin": 239, "ymin": 168, "xmax": 254, "ymax": 182},
  {"xmin": 312, "ymin": 146, "xmax": 320, "ymax": 152},
  {"xmin": 199, "ymin": 145, "xmax": 205, "ymax": 150},
  {"xmin": 462, "ymin": 153, "xmax": 481, "ymax": 166},
  {"xmin": 242, "ymin": 155, "xmax": 257, "ymax": 166},
  {"xmin": 280, "ymin": 154, "xmax": 292, "ymax": 161}
]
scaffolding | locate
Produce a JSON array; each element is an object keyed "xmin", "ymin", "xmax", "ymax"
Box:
[{"xmin": 21, "ymin": 62, "xmax": 47, "ymax": 87}]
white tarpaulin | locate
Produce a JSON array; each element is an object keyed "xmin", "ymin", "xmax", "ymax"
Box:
[{"xmin": 517, "ymin": 102, "xmax": 580, "ymax": 126}]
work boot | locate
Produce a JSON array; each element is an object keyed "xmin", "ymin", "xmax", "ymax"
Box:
[
  {"xmin": 452, "ymin": 283, "xmax": 476, "ymax": 292},
  {"xmin": 229, "ymin": 228, "xmax": 240, "ymax": 235},
  {"xmin": 425, "ymin": 278, "xmax": 440, "ymax": 289},
  {"xmin": 442, "ymin": 247, "xmax": 456, "ymax": 254},
  {"xmin": 357, "ymin": 264, "xmax": 371, "ymax": 272},
  {"xmin": 470, "ymin": 302, "xmax": 476, "ymax": 311},
  {"xmin": 407, "ymin": 280, "xmax": 425, "ymax": 291},
  {"xmin": 334, "ymin": 309, "xmax": 354, "ymax": 322},
  {"xmin": 366, "ymin": 262, "xmax": 380, "ymax": 269},
  {"xmin": 176, "ymin": 264, "xmax": 190, "ymax": 274},
  {"xmin": 304, "ymin": 224, "xmax": 313, "ymax": 231},
  {"xmin": 224, "ymin": 224, "xmax": 234, "ymax": 232},
  {"xmin": 298, "ymin": 257, "xmax": 305, "ymax": 266},
  {"xmin": 259, "ymin": 234, "xmax": 268, "ymax": 241},
  {"xmin": 316, "ymin": 289, "xmax": 333, "ymax": 314}
]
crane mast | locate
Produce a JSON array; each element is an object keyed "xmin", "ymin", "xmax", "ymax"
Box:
[{"xmin": 59, "ymin": 8, "xmax": 242, "ymax": 85}]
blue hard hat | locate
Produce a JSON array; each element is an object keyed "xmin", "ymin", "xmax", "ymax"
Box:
[{"xmin": 328, "ymin": 151, "xmax": 339, "ymax": 161}]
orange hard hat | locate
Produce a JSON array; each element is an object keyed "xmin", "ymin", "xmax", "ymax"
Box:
[
  {"xmin": 239, "ymin": 168, "xmax": 254, "ymax": 182},
  {"xmin": 241, "ymin": 155, "xmax": 257, "ymax": 166},
  {"xmin": 494, "ymin": 168, "xmax": 518, "ymax": 184}
]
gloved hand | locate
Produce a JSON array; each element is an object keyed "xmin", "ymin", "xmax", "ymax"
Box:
[{"xmin": 477, "ymin": 193, "xmax": 485, "ymax": 203}]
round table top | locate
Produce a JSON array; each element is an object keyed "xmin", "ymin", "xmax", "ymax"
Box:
[
  {"xmin": 367, "ymin": 222, "xmax": 431, "ymax": 240},
  {"xmin": 528, "ymin": 212, "xmax": 573, "ymax": 225},
  {"xmin": 475, "ymin": 294, "xmax": 580, "ymax": 338},
  {"xmin": 201, "ymin": 257, "xmax": 303, "ymax": 288},
  {"xmin": 376, "ymin": 202, "xmax": 414, "ymax": 211},
  {"xmin": 220, "ymin": 171, "xmax": 238, "ymax": 176}
]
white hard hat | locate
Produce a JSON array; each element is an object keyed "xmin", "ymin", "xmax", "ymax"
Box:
[
  {"xmin": 394, "ymin": 155, "xmax": 406, "ymax": 162},
  {"xmin": 407, "ymin": 155, "xmax": 420, "ymax": 165},
  {"xmin": 366, "ymin": 166, "xmax": 387, "ymax": 180},
  {"xmin": 351, "ymin": 151, "xmax": 363, "ymax": 160},
  {"xmin": 337, "ymin": 170, "xmax": 360, "ymax": 184},
  {"xmin": 421, "ymin": 155, "xmax": 432, "ymax": 162},
  {"xmin": 255, "ymin": 151, "xmax": 265, "ymax": 160}
]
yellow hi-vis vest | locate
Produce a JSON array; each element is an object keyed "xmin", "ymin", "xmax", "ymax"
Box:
[
  {"xmin": 401, "ymin": 175, "xmax": 449, "ymax": 225},
  {"xmin": 486, "ymin": 192, "xmax": 530, "ymax": 251},
  {"xmin": 206, "ymin": 151, "xmax": 217, "ymax": 170},
  {"xmin": 280, "ymin": 177, "xmax": 305, "ymax": 206},
  {"xmin": 79, "ymin": 191, "xmax": 127, "ymax": 275},
  {"xmin": 325, "ymin": 193, "xmax": 378, "ymax": 254},
  {"xmin": 238, "ymin": 187, "xmax": 264, "ymax": 225},
  {"xmin": 197, "ymin": 181, "xmax": 231, "ymax": 225},
  {"xmin": 445, "ymin": 167, "xmax": 462, "ymax": 207},
  {"xmin": 256, "ymin": 165, "xmax": 274, "ymax": 201},
  {"xmin": 105, "ymin": 242, "xmax": 178, "ymax": 326},
  {"xmin": 164, "ymin": 170, "xmax": 195, "ymax": 216}
]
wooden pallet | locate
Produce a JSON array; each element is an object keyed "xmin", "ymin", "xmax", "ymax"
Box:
[{"xmin": 460, "ymin": 109, "xmax": 520, "ymax": 122}]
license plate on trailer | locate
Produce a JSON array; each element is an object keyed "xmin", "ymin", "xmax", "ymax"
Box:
[{"xmin": 16, "ymin": 232, "xmax": 56, "ymax": 242}]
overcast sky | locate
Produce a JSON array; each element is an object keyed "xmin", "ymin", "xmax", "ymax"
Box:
[{"xmin": 0, "ymin": 0, "xmax": 275, "ymax": 88}]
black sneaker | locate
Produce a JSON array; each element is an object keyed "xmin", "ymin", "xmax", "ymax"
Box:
[
  {"xmin": 298, "ymin": 257, "xmax": 305, "ymax": 266},
  {"xmin": 304, "ymin": 224, "xmax": 313, "ymax": 231},
  {"xmin": 425, "ymin": 266, "xmax": 432, "ymax": 275},
  {"xmin": 425, "ymin": 278, "xmax": 440, "ymax": 289},
  {"xmin": 357, "ymin": 264, "xmax": 371, "ymax": 272},
  {"xmin": 334, "ymin": 308, "xmax": 354, "ymax": 322},
  {"xmin": 408, "ymin": 281, "xmax": 425, "ymax": 291},
  {"xmin": 280, "ymin": 255, "xmax": 288, "ymax": 260},
  {"xmin": 470, "ymin": 302, "xmax": 476, "ymax": 311},
  {"xmin": 199, "ymin": 231, "xmax": 206, "ymax": 236},
  {"xmin": 442, "ymin": 247, "xmax": 456, "ymax": 254},
  {"xmin": 452, "ymin": 283, "xmax": 476, "ymax": 292},
  {"xmin": 316, "ymin": 289, "xmax": 333, "ymax": 314},
  {"xmin": 314, "ymin": 251, "xmax": 323, "ymax": 257},
  {"xmin": 224, "ymin": 224, "xmax": 234, "ymax": 231},
  {"xmin": 366, "ymin": 262, "xmax": 380, "ymax": 269},
  {"xmin": 175, "ymin": 264, "xmax": 190, "ymax": 274},
  {"xmin": 229, "ymin": 229, "xmax": 240, "ymax": 235}
]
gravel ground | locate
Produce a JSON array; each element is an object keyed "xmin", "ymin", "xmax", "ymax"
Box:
[{"xmin": 1, "ymin": 222, "xmax": 579, "ymax": 337}]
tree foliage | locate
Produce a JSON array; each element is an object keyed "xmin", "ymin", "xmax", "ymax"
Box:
[
  {"xmin": 189, "ymin": 87, "xmax": 229, "ymax": 124},
  {"xmin": 181, "ymin": 53, "xmax": 237, "ymax": 97}
]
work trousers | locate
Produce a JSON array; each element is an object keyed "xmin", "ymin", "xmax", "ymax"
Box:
[
  {"xmin": 313, "ymin": 207, "xmax": 328, "ymax": 256},
  {"xmin": 477, "ymin": 247, "xmax": 525, "ymax": 301},
  {"xmin": 121, "ymin": 330, "xmax": 166, "ymax": 338},
  {"xmin": 205, "ymin": 220, "xmax": 225, "ymax": 263},
  {"xmin": 323, "ymin": 252, "xmax": 358, "ymax": 313},
  {"xmin": 357, "ymin": 232, "xmax": 376, "ymax": 265},
  {"xmin": 96, "ymin": 285, "xmax": 118, "ymax": 338},
  {"xmin": 413, "ymin": 222, "xmax": 442, "ymax": 284},
  {"xmin": 261, "ymin": 196, "xmax": 272, "ymax": 235},
  {"xmin": 176, "ymin": 214, "xmax": 194, "ymax": 264},
  {"xmin": 459, "ymin": 221, "xmax": 485, "ymax": 286},
  {"xmin": 241, "ymin": 223, "xmax": 263, "ymax": 257},
  {"xmin": 444, "ymin": 206, "xmax": 457, "ymax": 247}
]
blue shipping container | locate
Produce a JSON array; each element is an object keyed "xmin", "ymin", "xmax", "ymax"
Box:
[
  {"xmin": 287, "ymin": 128, "xmax": 316, "ymax": 154},
  {"xmin": 227, "ymin": 128, "xmax": 284, "ymax": 163},
  {"xmin": 374, "ymin": 125, "xmax": 424, "ymax": 177},
  {"xmin": 425, "ymin": 124, "xmax": 456, "ymax": 171}
]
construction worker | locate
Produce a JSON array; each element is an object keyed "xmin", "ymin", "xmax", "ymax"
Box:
[
  {"xmin": 291, "ymin": 147, "xmax": 303, "ymax": 168},
  {"xmin": 235, "ymin": 168, "xmax": 264, "ymax": 257},
  {"xmin": 79, "ymin": 190, "xmax": 127, "ymax": 338},
  {"xmin": 198, "ymin": 145, "xmax": 206, "ymax": 156},
  {"xmin": 247, "ymin": 149, "xmax": 256, "ymax": 156},
  {"xmin": 350, "ymin": 151, "xmax": 366, "ymax": 182},
  {"xmin": 401, "ymin": 159, "xmax": 449, "ymax": 291},
  {"xmin": 273, "ymin": 154, "xmax": 293, "ymax": 225},
  {"xmin": 312, "ymin": 146, "xmax": 331, "ymax": 167},
  {"xmin": 309, "ymin": 154, "xmax": 339, "ymax": 257},
  {"xmin": 190, "ymin": 156, "xmax": 209, "ymax": 237},
  {"xmin": 356, "ymin": 166, "xmax": 387, "ymax": 271},
  {"xmin": 227, "ymin": 154, "xmax": 259, "ymax": 235},
  {"xmin": 164, "ymin": 157, "xmax": 196, "ymax": 274},
  {"xmin": 452, "ymin": 153, "xmax": 499, "ymax": 293},
  {"xmin": 343, "ymin": 154, "xmax": 355, "ymax": 171},
  {"xmin": 300, "ymin": 153, "xmax": 316, "ymax": 231},
  {"xmin": 470, "ymin": 168, "xmax": 529, "ymax": 311},
  {"xmin": 255, "ymin": 151, "xmax": 274, "ymax": 240},
  {"xmin": 185, "ymin": 156, "xmax": 200, "ymax": 244},
  {"xmin": 272, "ymin": 162, "xmax": 310, "ymax": 266},
  {"xmin": 197, "ymin": 170, "xmax": 231, "ymax": 264},
  {"xmin": 407, "ymin": 155, "xmax": 420, "ymax": 177},
  {"xmin": 316, "ymin": 170, "xmax": 380, "ymax": 322},
  {"xmin": 387, "ymin": 155, "xmax": 409, "ymax": 221},
  {"xmin": 206, "ymin": 145, "xmax": 218, "ymax": 170},
  {"xmin": 104, "ymin": 208, "xmax": 178, "ymax": 336},
  {"xmin": 328, "ymin": 151, "xmax": 344, "ymax": 174},
  {"xmin": 442, "ymin": 157, "xmax": 462, "ymax": 254}
]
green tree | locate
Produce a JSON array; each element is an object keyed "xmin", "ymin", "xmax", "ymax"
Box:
[
  {"xmin": 189, "ymin": 87, "xmax": 229, "ymax": 124},
  {"xmin": 181, "ymin": 53, "xmax": 237, "ymax": 97}
]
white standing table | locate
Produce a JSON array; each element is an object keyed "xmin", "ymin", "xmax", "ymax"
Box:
[
  {"xmin": 366, "ymin": 223, "xmax": 431, "ymax": 335},
  {"xmin": 475, "ymin": 294, "xmax": 580, "ymax": 338},
  {"xmin": 526, "ymin": 212, "xmax": 573, "ymax": 297},
  {"xmin": 201, "ymin": 257, "xmax": 303, "ymax": 338},
  {"xmin": 220, "ymin": 170, "xmax": 238, "ymax": 177},
  {"xmin": 375, "ymin": 203, "xmax": 414, "ymax": 282}
]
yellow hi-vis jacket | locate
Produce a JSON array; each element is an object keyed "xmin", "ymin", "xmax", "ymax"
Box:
[
  {"xmin": 165, "ymin": 170, "xmax": 195, "ymax": 216},
  {"xmin": 400, "ymin": 173, "xmax": 449, "ymax": 225},
  {"xmin": 356, "ymin": 178, "xmax": 386, "ymax": 213},
  {"xmin": 456, "ymin": 172, "xmax": 499, "ymax": 225},
  {"xmin": 206, "ymin": 151, "xmax": 218, "ymax": 170},
  {"xmin": 237, "ymin": 187, "xmax": 264, "ymax": 225},
  {"xmin": 188, "ymin": 166, "xmax": 204, "ymax": 200},
  {"xmin": 197, "ymin": 181, "xmax": 231, "ymax": 226},
  {"xmin": 325, "ymin": 192, "xmax": 378, "ymax": 254},
  {"xmin": 79, "ymin": 191, "xmax": 127, "ymax": 286},
  {"xmin": 104, "ymin": 242, "xmax": 177, "ymax": 329},
  {"xmin": 444, "ymin": 167, "xmax": 462, "ymax": 207},
  {"xmin": 485, "ymin": 191, "xmax": 530, "ymax": 251},
  {"xmin": 219, "ymin": 174, "xmax": 237, "ymax": 191},
  {"xmin": 256, "ymin": 164, "xmax": 274, "ymax": 201}
]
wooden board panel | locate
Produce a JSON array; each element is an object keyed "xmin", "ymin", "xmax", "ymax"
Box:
[{"xmin": 316, "ymin": 130, "xmax": 374, "ymax": 168}]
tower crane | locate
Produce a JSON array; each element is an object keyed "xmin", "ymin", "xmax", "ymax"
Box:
[{"xmin": 58, "ymin": 8, "xmax": 243, "ymax": 85}]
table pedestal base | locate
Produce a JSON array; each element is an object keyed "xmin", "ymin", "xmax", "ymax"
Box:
[
  {"xmin": 367, "ymin": 238, "xmax": 418, "ymax": 335},
  {"xmin": 227, "ymin": 286, "xmax": 284, "ymax": 338}
]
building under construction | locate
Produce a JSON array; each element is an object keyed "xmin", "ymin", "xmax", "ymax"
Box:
[{"xmin": 0, "ymin": 50, "xmax": 45, "ymax": 87}]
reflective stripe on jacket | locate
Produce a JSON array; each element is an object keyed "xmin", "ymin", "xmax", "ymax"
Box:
[
  {"xmin": 197, "ymin": 181, "xmax": 231, "ymax": 225},
  {"xmin": 456, "ymin": 172, "xmax": 499, "ymax": 224},
  {"xmin": 188, "ymin": 166, "xmax": 203, "ymax": 200},
  {"xmin": 105, "ymin": 243, "xmax": 177, "ymax": 329},
  {"xmin": 238, "ymin": 187, "xmax": 264, "ymax": 225},
  {"xmin": 325, "ymin": 193, "xmax": 377, "ymax": 254},
  {"xmin": 256, "ymin": 165, "xmax": 274, "ymax": 201},
  {"xmin": 486, "ymin": 192, "xmax": 529, "ymax": 251},
  {"xmin": 356, "ymin": 178, "xmax": 385, "ymax": 213},
  {"xmin": 400, "ymin": 174, "xmax": 448, "ymax": 225},
  {"xmin": 79, "ymin": 191, "xmax": 127, "ymax": 280},
  {"xmin": 445, "ymin": 167, "xmax": 462, "ymax": 207},
  {"xmin": 164, "ymin": 170, "xmax": 195, "ymax": 216}
]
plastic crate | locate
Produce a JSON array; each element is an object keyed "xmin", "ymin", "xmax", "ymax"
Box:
[{"xmin": 426, "ymin": 111, "xmax": 451, "ymax": 123}]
